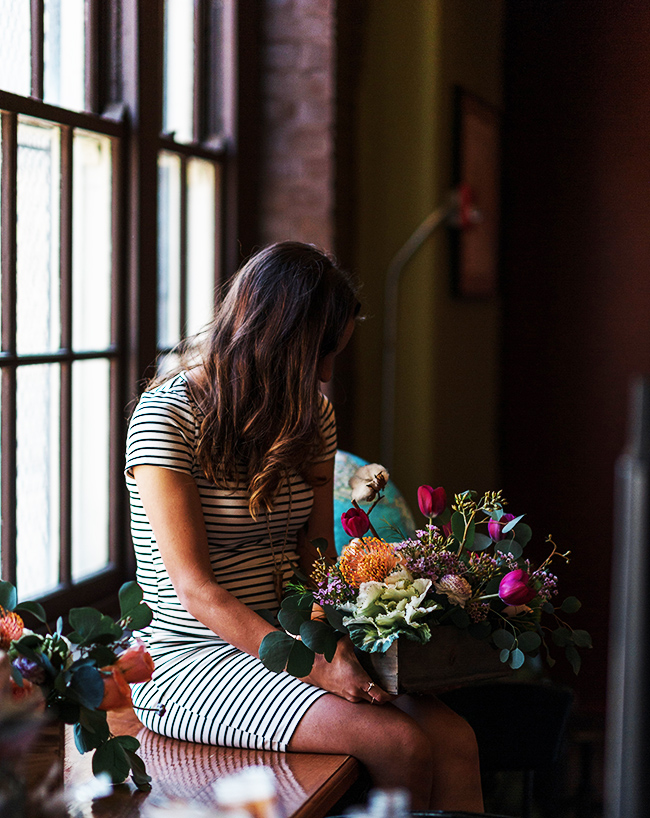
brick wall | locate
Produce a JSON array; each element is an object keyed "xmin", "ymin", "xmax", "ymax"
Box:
[{"xmin": 258, "ymin": 0, "xmax": 336, "ymax": 251}]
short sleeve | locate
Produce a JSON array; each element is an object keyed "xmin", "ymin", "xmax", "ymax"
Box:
[
  {"xmin": 125, "ymin": 384, "xmax": 197, "ymax": 477},
  {"xmin": 314, "ymin": 393, "xmax": 337, "ymax": 462}
]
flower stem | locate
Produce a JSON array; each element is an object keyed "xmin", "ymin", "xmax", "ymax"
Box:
[{"xmin": 352, "ymin": 499, "xmax": 380, "ymax": 539}]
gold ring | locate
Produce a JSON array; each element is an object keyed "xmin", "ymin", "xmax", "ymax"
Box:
[{"xmin": 365, "ymin": 682, "xmax": 375, "ymax": 694}]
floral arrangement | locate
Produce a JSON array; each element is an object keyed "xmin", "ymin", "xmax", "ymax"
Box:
[
  {"xmin": 259, "ymin": 465, "xmax": 591, "ymax": 679},
  {"xmin": 0, "ymin": 578, "xmax": 155, "ymax": 791}
]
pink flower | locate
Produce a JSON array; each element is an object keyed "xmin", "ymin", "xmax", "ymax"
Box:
[
  {"xmin": 499, "ymin": 569, "xmax": 537, "ymax": 606},
  {"xmin": 116, "ymin": 639, "xmax": 155, "ymax": 684},
  {"xmin": 341, "ymin": 507, "xmax": 370, "ymax": 538},
  {"xmin": 434, "ymin": 574, "xmax": 472, "ymax": 607},
  {"xmin": 417, "ymin": 486, "xmax": 446, "ymax": 518},
  {"xmin": 488, "ymin": 513, "xmax": 516, "ymax": 541}
]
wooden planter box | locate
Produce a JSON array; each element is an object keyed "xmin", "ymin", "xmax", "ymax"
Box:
[{"xmin": 356, "ymin": 626, "xmax": 510, "ymax": 695}]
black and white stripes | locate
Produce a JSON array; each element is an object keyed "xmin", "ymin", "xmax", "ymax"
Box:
[{"xmin": 124, "ymin": 372, "xmax": 335, "ymax": 750}]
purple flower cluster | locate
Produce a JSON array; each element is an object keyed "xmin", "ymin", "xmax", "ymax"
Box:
[
  {"xmin": 468, "ymin": 552, "xmax": 499, "ymax": 582},
  {"xmin": 313, "ymin": 571, "xmax": 355, "ymax": 607},
  {"xmin": 394, "ymin": 539, "xmax": 462, "ymax": 582},
  {"xmin": 531, "ymin": 568, "xmax": 559, "ymax": 601},
  {"xmin": 12, "ymin": 655, "xmax": 46, "ymax": 685},
  {"xmin": 466, "ymin": 600, "xmax": 490, "ymax": 623}
]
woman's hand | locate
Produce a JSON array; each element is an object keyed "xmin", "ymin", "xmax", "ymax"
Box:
[{"xmin": 301, "ymin": 636, "xmax": 393, "ymax": 705}]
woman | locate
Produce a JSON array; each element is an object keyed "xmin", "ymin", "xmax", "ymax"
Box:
[{"xmin": 125, "ymin": 242, "xmax": 483, "ymax": 811}]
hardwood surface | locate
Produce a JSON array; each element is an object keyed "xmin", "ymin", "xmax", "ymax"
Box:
[{"xmin": 53, "ymin": 709, "xmax": 359, "ymax": 818}]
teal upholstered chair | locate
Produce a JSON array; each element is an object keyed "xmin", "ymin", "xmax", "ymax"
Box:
[{"xmin": 333, "ymin": 450, "xmax": 416, "ymax": 554}]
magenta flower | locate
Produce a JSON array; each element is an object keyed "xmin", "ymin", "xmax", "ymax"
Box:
[
  {"xmin": 488, "ymin": 513, "xmax": 516, "ymax": 541},
  {"xmin": 499, "ymin": 568, "xmax": 537, "ymax": 606},
  {"xmin": 341, "ymin": 507, "xmax": 370, "ymax": 538},
  {"xmin": 417, "ymin": 485, "xmax": 446, "ymax": 518}
]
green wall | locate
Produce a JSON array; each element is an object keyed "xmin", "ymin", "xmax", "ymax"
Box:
[{"xmin": 352, "ymin": 0, "xmax": 503, "ymax": 511}]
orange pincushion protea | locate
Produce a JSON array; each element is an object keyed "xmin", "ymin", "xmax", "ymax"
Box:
[
  {"xmin": 339, "ymin": 538, "xmax": 400, "ymax": 588},
  {"xmin": 0, "ymin": 606, "xmax": 24, "ymax": 650}
]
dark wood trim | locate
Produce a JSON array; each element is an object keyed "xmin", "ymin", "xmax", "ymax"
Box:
[
  {"xmin": 30, "ymin": 0, "xmax": 44, "ymax": 100},
  {"xmin": 0, "ymin": 349, "xmax": 119, "ymax": 366},
  {"xmin": 193, "ymin": 0, "xmax": 206, "ymax": 144},
  {"xmin": 0, "ymin": 90, "xmax": 124, "ymax": 136},
  {"xmin": 158, "ymin": 133, "xmax": 226, "ymax": 160},
  {"xmin": 58, "ymin": 126, "xmax": 74, "ymax": 587},
  {"xmin": 0, "ymin": 113, "xmax": 18, "ymax": 584}
]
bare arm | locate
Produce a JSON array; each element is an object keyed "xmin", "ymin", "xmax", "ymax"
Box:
[{"xmin": 132, "ymin": 464, "xmax": 277, "ymax": 658}]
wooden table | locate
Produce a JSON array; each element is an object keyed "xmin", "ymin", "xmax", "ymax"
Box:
[{"xmin": 25, "ymin": 709, "xmax": 360, "ymax": 818}]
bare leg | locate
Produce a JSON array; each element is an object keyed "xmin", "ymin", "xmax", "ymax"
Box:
[
  {"xmin": 394, "ymin": 694, "xmax": 484, "ymax": 813},
  {"xmin": 288, "ymin": 694, "xmax": 434, "ymax": 809}
]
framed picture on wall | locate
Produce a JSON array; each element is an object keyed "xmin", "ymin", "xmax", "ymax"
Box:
[{"xmin": 450, "ymin": 87, "xmax": 501, "ymax": 299}]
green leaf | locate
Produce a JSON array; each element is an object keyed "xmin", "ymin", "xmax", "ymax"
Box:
[
  {"xmin": 566, "ymin": 645, "xmax": 582, "ymax": 674},
  {"xmin": 255, "ymin": 609, "xmax": 277, "ymax": 626},
  {"xmin": 542, "ymin": 601, "xmax": 555, "ymax": 615},
  {"xmin": 78, "ymin": 706, "xmax": 110, "ymax": 739},
  {"xmin": 259, "ymin": 631, "xmax": 296, "ymax": 672},
  {"xmin": 310, "ymin": 538, "xmax": 328, "ymax": 555},
  {"xmin": 552, "ymin": 627, "xmax": 572, "ymax": 647},
  {"xmin": 323, "ymin": 605, "xmax": 349, "ymax": 634},
  {"xmin": 503, "ymin": 514, "xmax": 525, "ymax": 534},
  {"xmin": 92, "ymin": 738, "xmax": 131, "ymax": 784},
  {"xmin": 517, "ymin": 631, "xmax": 542, "ymax": 652},
  {"xmin": 278, "ymin": 606, "xmax": 311, "ymax": 636},
  {"xmin": 124, "ymin": 603, "xmax": 153, "ymax": 632},
  {"xmin": 69, "ymin": 665, "xmax": 105, "ymax": 710},
  {"xmin": 449, "ymin": 607, "xmax": 470, "ymax": 628},
  {"xmin": 74, "ymin": 723, "xmax": 105, "ymax": 753},
  {"xmin": 492, "ymin": 629, "xmax": 516, "ymax": 650},
  {"xmin": 513, "ymin": 523, "xmax": 532, "ymax": 547},
  {"xmin": 572, "ymin": 629, "xmax": 593, "ymax": 648},
  {"xmin": 299, "ymin": 620, "xmax": 339, "ymax": 661},
  {"xmin": 450, "ymin": 512, "xmax": 466, "ymax": 544},
  {"xmin": 88, "ymin": 645, "xmax": 118, "ymax": 667},
  {"xmin": 115, "ymin": 735, "xmax": 140, "ymax": 753},
  {"xmin": 501, "ymin": 540, "xmax": 523, "ymax": 559},
  {"xmin": 484, "ymin": 576, "xmax": 501, "ymax": 595},
  {"xmin": 281, "ymin": 593, "xmax": 314, "ymax": 611},
  {"xmin": 509, "ymin": 648, "xmax": 525, "ymax": 669},
  {"xmin": 0, "ymin": 580, "xmax": 17, "ymax": 611},
  {"xmin": 560, "ymin": 596, "xmax": 582, "ymax": 614},
  {"xmin": 468, "ymin": 621, "xmax": 492, "ymax": 640},
  {"xmin": 125, "ymin": 749, "xmax": 152, "ymax": 791},
  {"xmin": 466, "ymin": 532, "xmax": 493, "ymax": 552},
  {"xmin": 15, "ymin": 600, "xmax": 47, "ymax": 623},
  {"xmin": 285, "ymin": 639, "xmax": 316, "ymax": 678},
  {"xmin": 118, "ymin": 582, "xmax": 143, "ymax": 617},
  {"xmin": 499, "ymin": 648, "xmax": 511, "ymax": 663}
]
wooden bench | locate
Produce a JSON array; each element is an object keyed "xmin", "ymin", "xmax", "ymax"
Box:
[{"xmin": 54, "ymin": 708, "xmax": 359, "ymax": 818}]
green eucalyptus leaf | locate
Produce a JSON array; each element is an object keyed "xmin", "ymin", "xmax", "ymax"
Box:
[
  {"xmin": 78, "ymin": 706, "xmax": 110, "ymax": 739},
  {"xmin": 560, "ymin": 596, "xmax": 582, "ymax": 614},
  {"xmin": 115, "ymin": 735, "xmax": 140, "ymax": 753},
  {"xmin": 509, "ymin": 648, "xmax": 525, "ymax": 669},
  {"xmin": 488, "ymin": 508, "xmax": 504, "ymax": 522},
  {"xmin": 517, "ymin": 631, "xmax": 542, "ymax": 653},
  {"xmin": 0, "ymin": 580, "xmax": 17, "ymax": 611},
  {"xmin": 450, "ymin": 512, "xmax": 466, "ymax": 544},
  {"xmin": 299, "ymin": 620, "xmax": 339, "ymax": 661},
  {"xmin": 118, "ymin": 582, "xmax": 143, "ymax": 617},
  {"xmin": 468, "ymin": 621, "xmax": 492, "ymax": 640},
  {"xmin": 123, "ymin": 603, "xmax": 153, "ymax": 632},
  {"xmin": 542, "ymin": 601, "xmax": 555, "ymax": 615},
  {"xmin": 285, "ymin": 639, "xmax": 315, "ymax": 678},
  {"xmin": 449, "ymin": 607, "xmax": 470, "ymax": 629},
  {"xmin": 501, "ymin": 540, "xmax": 523, "ymax": 559},
  {"xmin": 499, "ymin": 648, "xmax": 511, "ymax": 663},
  {"xmin": 88, "ymin": 645, "xmax": 119, "ymax": 667},
  {"xmin": 310, "ymin": 538, "xmax": 329, "ymax": 555},
  {"xmin": 74, "ymin": 723, "xmax": 105, "ymax": 754},
  {"xmin": 125, "ymin": 749, "xmax": 152, "ymax": 791},
  {"xmin": 69, "ymin": 665, "xmax": 105, "ymax": 709},
  {"xmin": 502, "ymin": 514, "xmax": 525, "ymax": 534},
  {"xmin": 278, "ymin": 606, "xmax": 311, "ymax": 636},
  {"xmin": 566, "ymin": 645, "xmax": 581, "ymax": 674},
  {"xmin": 15, "ymin": 601, "xmax": 47, "ymax": 623},
  {"xmin": 572, "ymin": 630, "xmax": 593, "ymax": 649},
  {"xmin": 92, "ymin": 737, "xmax": 131, "ymax": 784},
  {"xmin": 280, "ymin": 593, "xmax": 314, "ymax": 612},
  {"xmin": 255, "ymin": 609, "xmax": 278, "ymax": 626},
  {"xmin": 492, "ymin": 629, "xmax": 516, "ymax": 650},
  {"xmin": 466, "ymin": 532, "xmax": 492, "ymax": 552},
  {"xmin": 323, "ymin": 604, "xmax": 349, "ymax": 634},
  {"xmin": 259, "ymin": 631, "xmax": 295, "ymax": 672},
  {"xmin": 552, "ymin": 627, "xmax": 572, "ymax": 647},
  {"xmin": 56, "ymin": 616, "xmax": 64, "ymax": 635},
  {"xmin": 484, "ymin": 576, "xmax": 501, "ymax": 595},
  {"xmin": 513, "ymin": 523, "xmax": 532, "ymax": 547}
]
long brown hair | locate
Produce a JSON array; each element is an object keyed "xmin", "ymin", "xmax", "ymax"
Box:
[{"xmin": 188, "ymin": 241, "xmax": 358, "ymax": 517}]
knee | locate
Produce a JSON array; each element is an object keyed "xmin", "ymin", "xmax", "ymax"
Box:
[
  {"xmin": 440, "ymin": 711, "xmax": 480, "ymax": 768},
  {"xmin": 384, "ymin": 719, "xmax": 435, "ymax": 774}
]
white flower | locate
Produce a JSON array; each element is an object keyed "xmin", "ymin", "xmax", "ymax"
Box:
[
  {"xmin": 433, "ymin": 574, "xmax": 472, "ymax": 608},
  {"xmin": 349, "ymin": 464, "xmax": 390, "ymax": 503}
]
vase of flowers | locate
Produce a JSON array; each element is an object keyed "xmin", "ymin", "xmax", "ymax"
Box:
[
  {"xmin": 0, "ymin": 579, "xmax": 156, "ymax": 792},
  {"xmin": 259, "ymin": 465, "xmax": 592, "ymax": 690}
]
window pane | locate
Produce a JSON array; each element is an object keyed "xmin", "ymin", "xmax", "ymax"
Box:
[
  {"xmin": 73, "ymin": 131, "xmax": 112, "ymax": 351},
  {"xmin": 157, "ymin": 152, "xmax": 182, "ymax": 349},
  {"xmin": 186, "ymin": 159, "xmax": 217, "ymax": 336},
  {"xmin": 16, "ymin": 364, "xmax": 61, "ymax": 598},
  {"xmin": 72, "ymin": 359, "xmax": 109, "ymax": 581},
  {"xmin": 207, "ymin": 0, "xmax": 227, "ymax": 137},
  {"xmin": 16, "ymin": 119, "xmax": 61, "ymax": 355},
  {"xmin": 163, "ymin": 0, "xmax": 195, "ymax": 143},
  {"xmin": 0, "ymin": 0, "xmax": 31, "ymax": 96},
  {"xmin": 44, "ymin": 0, "xmax": 86, "ymax": 111}
]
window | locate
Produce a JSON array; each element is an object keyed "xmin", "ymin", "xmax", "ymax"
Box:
[{"xmin": 0, "ymin": 1, "xmax": 236, "ymax": 614}]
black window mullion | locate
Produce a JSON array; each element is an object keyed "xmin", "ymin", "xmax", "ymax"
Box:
[
  {"xmin": 59, "ymin": 124, "xmax": 73, "ymax": 588},
  {"xmin": 31, "ymin": 0, "xmax": 45, "ymax": 101},
  {"xmin": 1, "ymin": 112, "xmax": 18, "ymax": 585},
  {"xmin": 193, "ymin": 0, "xmax": 207, "ymax": 144}
]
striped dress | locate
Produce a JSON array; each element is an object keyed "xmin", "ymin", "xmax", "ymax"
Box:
[{"xmin": 124, "ymin": 372, "xmax": 335, "ymax": 750}]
